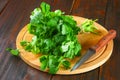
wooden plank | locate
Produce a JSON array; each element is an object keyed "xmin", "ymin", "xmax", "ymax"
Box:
[
  {"xmin": 0, "ymin": 0, "xmax": 54, "ymax": 80},
  {"xmin": 52, "ymin": 69, "xmax": 99, "ymax": 80},
  {"xmin": 99, "ymin": 0, "xmax": 120, "ymax": 80},
  {"xmin": 0, "ymin": 0, "xmax": 9, "ymax": 14},
  {"xmin": 71, "ymin": 0, "xmax": 108, "ymax": 26},
  {"xmin": 52, "ymin": 0, "xmax": 73, "ymax": 14}
]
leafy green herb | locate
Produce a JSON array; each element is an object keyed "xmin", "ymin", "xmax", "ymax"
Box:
[
  {"xmin": 61, "ymin": 60, "xmax": 71, "ymax": 69},
  {"xmin": 39, "ymin": 55, "xmax": 48, "ymax": 70},
  {"xmin": 20, "ymin": 2, "xmax": 97, "ymax": 74},
  {"xmin": 39, "ymin": 55, "xmax": 70, "ymax": 74},
  {"xmin": 6, "ymin": 48, "xmax": 19, "ymax": 56},
  {"xmin": 20, "ymin": 41, "xmax": 28, "ymax": 46},
  {"xmin": 80, "ymin": 19, "xmax": 98, "ymax": 33}
]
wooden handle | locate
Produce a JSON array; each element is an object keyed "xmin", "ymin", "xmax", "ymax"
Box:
[{"xmin": 91, "ymin": 30, "xmax": 116, "ymax": 52}]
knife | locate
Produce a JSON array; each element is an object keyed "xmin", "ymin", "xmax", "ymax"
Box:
[{"xmin": 71, "ymin": 29, "xmax": 116, "ymax": 71}]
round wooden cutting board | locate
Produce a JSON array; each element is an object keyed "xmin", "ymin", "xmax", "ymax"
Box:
[{"xmin": 16, "ymin": 16, "xmax": 113, "ymax": 75}]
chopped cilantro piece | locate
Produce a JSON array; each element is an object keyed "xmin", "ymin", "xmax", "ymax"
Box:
[{"xmin": 6, "ymin": 48, "xmax": 19, "ymax": 56}]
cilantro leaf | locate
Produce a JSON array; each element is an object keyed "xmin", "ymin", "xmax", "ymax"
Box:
[
  {"xmin": 62, "ymin": 60, "xmax": 71, "ymax": 69},
  {"xmin": 6, "ymin": 48, "xmax": 19, "ymax": 56},
  {"xmin": 48, "ymin": 55, "xmax": 60, "ymax": 74},
  {"xmin": 20, "ymin": 41, "xmax": 28, "ymax": 46},
  {"xmin": 39, "ymin": 55, "xmax": 48, "ymax": 70},
  {"xmin": 40, "ymin": 2, "xmax": 50, "ymax": 14},
  {"xmin": 80, "ymin": 19, "xmax": 98, "ymax": 33}
]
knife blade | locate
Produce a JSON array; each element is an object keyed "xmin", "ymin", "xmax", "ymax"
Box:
[{"xmin": 71, "ymin": 29, "xmax": 116, "ymax": 71}]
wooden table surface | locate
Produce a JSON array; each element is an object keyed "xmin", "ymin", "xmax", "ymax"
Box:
[{"xmin": 0, "ymin": 0, "xmax": 120, "ymax": 80}]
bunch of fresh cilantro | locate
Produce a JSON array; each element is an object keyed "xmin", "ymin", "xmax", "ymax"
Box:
[{"xmin": 15, "ymin": 2, "xmax": 97, "ymax": 74}]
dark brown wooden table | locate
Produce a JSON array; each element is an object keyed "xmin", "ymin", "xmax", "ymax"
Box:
[{"xmin": 0, "ymin": 0, "xmax": 120, "ymax": 80}]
